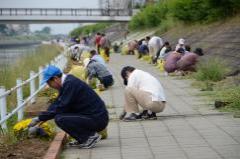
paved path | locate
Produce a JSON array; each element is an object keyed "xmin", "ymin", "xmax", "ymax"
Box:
[{"xmin": 61, "ymin": 54, "xmax": 240, "ymax": 159}]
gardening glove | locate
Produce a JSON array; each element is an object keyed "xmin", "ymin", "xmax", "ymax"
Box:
[
  {"xmin": 28, "ymin": 117, "xmax": 40, "ymax": 128},
  {"xmin": 28, "ymin": 126, "xmax": 38, "ymax": 137}
]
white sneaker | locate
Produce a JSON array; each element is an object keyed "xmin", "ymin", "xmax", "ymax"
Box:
[{"xmin": 79, "ymin": 133, "xmax": 101, "ymax": 149}]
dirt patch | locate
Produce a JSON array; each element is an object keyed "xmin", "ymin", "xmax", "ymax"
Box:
[
  {"xmin": 25, "ymin": 97, "xmax": 49, "ymax": 117},
  {"xmin": 0, "ymin": 138, "xmax": 50, "ymax": 159}
]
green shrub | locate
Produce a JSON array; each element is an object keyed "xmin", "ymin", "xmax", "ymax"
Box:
[
  {"xmin": 129, "ymin": 1, "xmax": 170, "ymax": 30},
  {"xmin": 172, "ymin": 0, "xmax": 209, "ymax": 22},
  {"xmin": 194, "ymin": 58, "xmax": 229, "ymax": 82},
  {"xmin": 129, "ymin": 0, "xmax": 240, "ymax": 30},
  {"xmin": 171, "ymin": 0, "xmax": 240, "ymax": 22}
]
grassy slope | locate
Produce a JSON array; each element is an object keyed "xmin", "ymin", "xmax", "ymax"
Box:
[{"xmin": 157, "ymin": 15, "xmax": 240, "ymax": 73}]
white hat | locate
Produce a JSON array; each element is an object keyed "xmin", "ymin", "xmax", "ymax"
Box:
[
  {"xmin": 178, "ymin": 38, "xmax": 185, "ymax": 45},
  {"xmin": 83, "ymin": 58, "xmax": 90, "ymax": 68}
]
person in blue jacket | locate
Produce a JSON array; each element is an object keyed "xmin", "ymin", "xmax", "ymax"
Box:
[{"xmin": 28, "ymin": 65, "xmax": 109, "ymax": 149}]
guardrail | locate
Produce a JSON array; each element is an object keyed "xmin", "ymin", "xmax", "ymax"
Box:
[
  {"xmin": 0, "ymin": 53, "xmax": 68, "ymax": 130},
  {"xmin": 0, "ymin": 8, "xmax": 132, "ymax": 16}
]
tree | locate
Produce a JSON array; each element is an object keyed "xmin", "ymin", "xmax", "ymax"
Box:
[
  {"xmin": 0, "ymin": 24, "xmax": 8, "ymax": 35},
  {"xmin": 41, "ymin": 26, "xmax": 51, "ymax": 34}
]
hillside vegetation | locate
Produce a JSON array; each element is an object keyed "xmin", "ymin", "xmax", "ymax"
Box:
[
  {"xmin": 69, "ymin": 23, "xmax": 111, "ymax": 37},
  {"xmin": 129, "ymin": 0, "xmax": 240, "ymax": 30}
]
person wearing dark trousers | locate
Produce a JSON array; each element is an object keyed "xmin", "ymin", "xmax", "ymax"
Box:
[
  {"xmin": 84, "ymin": 58, "xmax": 114, "ymax": 89},
  {"xmin": 28, "ymin": 65, "xmax": 109, "ymax": 149}
]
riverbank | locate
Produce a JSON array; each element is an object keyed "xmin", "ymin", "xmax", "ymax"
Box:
[{"xmin": 0, "ymin": 41, "xmax": 41, "ymax": 48}]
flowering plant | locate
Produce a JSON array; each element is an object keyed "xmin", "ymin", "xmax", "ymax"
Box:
[{"xmin": 13, "ymin": 119, "xmax": 55, "ymax": 139}]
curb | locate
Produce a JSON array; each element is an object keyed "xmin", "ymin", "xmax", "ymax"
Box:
[{"xmin": 43, "ymin": 131, "xmax": 67, "ymax": 159}]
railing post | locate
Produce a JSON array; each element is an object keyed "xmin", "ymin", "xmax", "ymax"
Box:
[
  {"xmin": 39, "ymin": 66, "xmax": 43, "ymax": 88},
  {"xmin": 0, "ymin": 86, "xmax": 7, "ymax": 130},
  {"xmin": 30, "ymin": 71, "xmax": 36, "ymax": 104},
  {"xmin": 16, "ymin": 79, "xmax": 24, "ymax": 121}
]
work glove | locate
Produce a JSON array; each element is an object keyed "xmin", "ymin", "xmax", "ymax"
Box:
[
  {"xmin": 28, "ymin": 126, "xmax": 48, "ymax": 138},
  {"xmin": 28, "ymin": 117, "xmax": 40, "ymax": 127},
  {"xmin": 28, "ymin": 126, "xmax": 38, "ymax": 137}
]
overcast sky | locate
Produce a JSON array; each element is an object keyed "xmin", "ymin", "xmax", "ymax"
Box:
[
  {"xmin": 0, "ymin": 0, "xmax": 100, "ymax": 34},
  {"xmin": 0, "ymin": 0, "xmax": 99, "ymax": 8}
]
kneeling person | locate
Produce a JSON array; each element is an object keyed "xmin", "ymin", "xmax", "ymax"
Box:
[
  {"xmin": 120, "ymin": 66, "xmax": 166, "ymax": 121},
  {"xmin": 84, "ymin": 58, "xmax": 114, "ymax": 89},
  {"xmin": 28, "ymin": 65, "xmax": 109, "ymax": 149}
]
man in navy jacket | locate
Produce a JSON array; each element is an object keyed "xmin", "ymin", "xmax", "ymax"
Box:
[{"xmin": 28, "ymin": 65, "xmax": 109, "ymax": 149}]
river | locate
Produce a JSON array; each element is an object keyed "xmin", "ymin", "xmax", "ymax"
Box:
[{"xmin": 0, "ymin": 45, "xmax": 38, "ymax": 69}]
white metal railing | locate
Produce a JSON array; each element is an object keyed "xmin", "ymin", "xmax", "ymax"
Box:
[
  {"xmin": 0, "ymin": 53, "xmax": 68, "ymax": 130},
  {"xmin": 0, "ymin": 8, "xmax": 132, "ymax": 17}
]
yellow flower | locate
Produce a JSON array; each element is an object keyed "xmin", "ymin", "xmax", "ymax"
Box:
[{"xmin": 13, "ymin": 119, "xmax": 55, "ymax": 138}]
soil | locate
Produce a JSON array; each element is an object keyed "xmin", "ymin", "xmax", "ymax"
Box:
[
  {"xmin": 0, "ymin": 138, "xmax": 50, "ymax": 159},
  {"xmin": 25, "ymin": 97, "xmax": 49, "ymax": 117}
]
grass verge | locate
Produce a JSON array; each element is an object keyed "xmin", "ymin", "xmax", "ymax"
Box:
[{"xmin": 193, "ymin": 57, "xmax": 229, "ymax": 82}]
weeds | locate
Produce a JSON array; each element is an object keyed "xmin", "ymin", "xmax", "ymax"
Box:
[
  {"xmin": 0, "ymin": 44, "xmax": 62, "ymax": 109},
  {"xmin": 216, "ymin": 86, "xmax": 240, "ymax": 113},
  {"xmin": 0, "ymin": 44, "xmax": 62, "ymax": 89},
  {"xmin": 194, "ymin": 58, "xmax": 229, "ymax": 82},
  {"xmin": 0, "ymin": 128, "xmax": 18, "ymax": 146}
]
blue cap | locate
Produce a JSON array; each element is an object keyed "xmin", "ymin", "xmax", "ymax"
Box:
[{"xmin": 41, "ymin": 65, "xmax": 62, "ymax": 85}]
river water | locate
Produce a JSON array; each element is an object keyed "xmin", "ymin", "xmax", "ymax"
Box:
[{"xmin": 0, "ymin": 45, "xmax": 38, "ymax": 69}]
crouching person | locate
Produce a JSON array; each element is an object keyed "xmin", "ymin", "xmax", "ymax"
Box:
[
  {"xmin": 28, "ymin": 65, "xmax": 109, "ymax": 149},
  {"xmin": 120, "ymin": 66, "xmax": 166, "ymax": 121},
  {"xmin": 177, "ymin": 48, "xmax": 204, "ymax": 72},
  {"xmin": 84, "ymin": 58, "xmax": 114, "ymax": 89}
]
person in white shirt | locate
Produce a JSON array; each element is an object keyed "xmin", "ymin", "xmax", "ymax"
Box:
[
  {"xmin": 120, "ymin": 66, "xmax": 166, "ymax": 121},
  {"xmin": 70, "ymin": 44, "xmax": 91, "ymax": 61},
  {"xmin": 148, "ymin": 36, "xmax": 164, "ymax": 64},
  {"xmin": 154, "ymin": 41, "xmax": 172, "ymax": 62}
]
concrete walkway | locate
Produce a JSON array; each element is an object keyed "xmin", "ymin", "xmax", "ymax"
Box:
[{"xmin": 61, "ymin": 54, "xmax": 240, "ymax": 159}]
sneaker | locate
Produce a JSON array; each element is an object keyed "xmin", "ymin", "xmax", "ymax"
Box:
[
  {"xmin": 79, "ymin": 133, "xmax": 101, "ymax": 149},
  {"xmin": 67, "ymin": 140, "xmax": 91, "ymax": 147},
  {"xmin": 119, "ymin": 111, "xmax": 127, "ymax": 120},
  {"xmin": 123, "ymin": 113, "xmax": 142, "ymax": 122},
  {"xmin": 148, "ymin": 112, "xmax": 157, "ymax": 120},
  {"xmin": 67, "ymin": 140, "xmax": 81, "ymax": 147},
  {"xmin": 141, "ymin": 111, "xmax": 157, "ymax": 120},
  {"xmin": 140, "ymin": 110, "xmax": 148, "ymax": 119}
]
